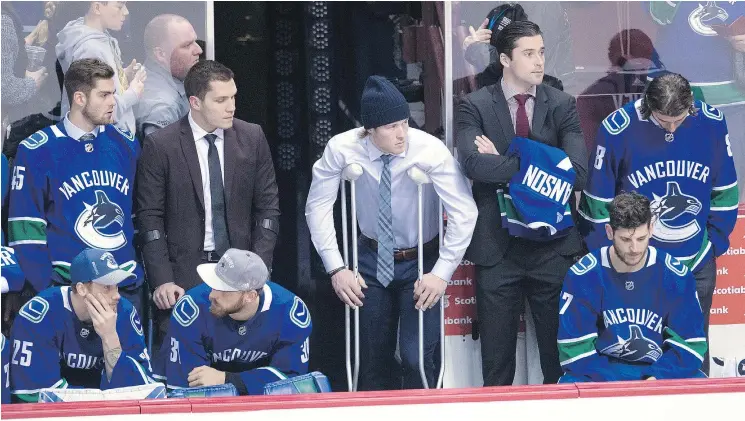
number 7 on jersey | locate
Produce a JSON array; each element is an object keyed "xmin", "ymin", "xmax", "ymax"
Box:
[{"xmin": 559, "ymin": 292, "xmax": 574, "ymax": 315}]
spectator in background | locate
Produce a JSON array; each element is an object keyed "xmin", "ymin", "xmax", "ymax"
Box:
[
  {"xmin": 1, "ymin": 2, "xmax": 49, "ymax": 147},
  {"xmin": 135, "ymin": 14, "xmax": 202, "ymax": 140},
  {"xmin": 160, "ymin": 249, "xmax": 311, "ymax": 395},
  {"xmin": 9, "ymin": 248, "xmax": 153, "ymax": 403},
  {"xmin": 56, "ymin": 1, "xmax": 146, "ymax": 134},
  {"xmin": 7, "ymin": 58, "xmax": 146, "ymax": 317}
]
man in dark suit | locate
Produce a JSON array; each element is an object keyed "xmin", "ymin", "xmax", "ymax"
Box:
[
  {"xmin": 455, "ymin": 21, "xmax": 588, "ymax": 386},
  {"xmin": 135, "ymin": 60, "xmax": 280, "ymax": 349}
]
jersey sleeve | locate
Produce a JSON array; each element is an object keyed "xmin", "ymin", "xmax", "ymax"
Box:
[
  {"xmin": 558, "ymin": 255, "xmax": 618, "ymax": 382},
  {"xmin": 578, "ymin": 113, "xmax": 622, "ymax": 251},
  {"xmin": 648, "ymin": 257, "xmax": 707, "ymax": 379},
  {"xmin": 164, "ymin": 294, "xmax": 210, "ymax": 390},
  {"xmin": 705, "ymin": 109, "xmax": 739, "ymax": 258},
  {"xmin": 1, "ymin": 246, "xmax": 26, "ymax": 293},
  {"xmin": 9, "ymin": 295, "xmax": 66, "ymax": 402},
  {"xmin": 229, "ymin": 296, "xmax": 312, "ymax": 395},
  {"xmin": 7, "ymin": 140, "xmax": 53, "ymax": 293},
  {"xmin": 100, "ymin": 302, "xmax": 155, "ymax": 389}
]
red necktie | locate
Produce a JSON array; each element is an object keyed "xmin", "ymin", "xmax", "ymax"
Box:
[{"xmin": 514, "ymin": 94, "xmax": 530, "ymax": 138}]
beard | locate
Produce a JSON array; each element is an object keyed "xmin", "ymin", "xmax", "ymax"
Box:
[
  {"xmin": 210, "ymin": 299, "xmax": 243, "ymax": 317},
  {"xmin": 613, "ymin": 244, "xmax": 646, "ymax": 267},
  {"xmin": 82, "ymin": 105, "xmax": 113, "ymax": 126}
]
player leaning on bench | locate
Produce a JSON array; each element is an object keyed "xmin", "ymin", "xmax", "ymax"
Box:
[
  {"xmin": 155, "ymin": 249, "xmax": 312, "ymax": 396},
  {"xmin": 9, "ymin": 249, "xmax": 154, "ymax": 403}
]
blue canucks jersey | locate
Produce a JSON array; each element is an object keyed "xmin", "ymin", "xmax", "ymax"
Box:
[
  {"xmin": 579, "ymin": 100, "xmax": 739, "ymax": 271},
  {"xmin": 498, "ymin": 137, "xmax": 576, "ymax": 241},
  {"xmin": 558, "ymin": 246, "xmax": 706, "ymax": 382},
  {"xmin": 9, "ymin": 287, "xmax": 153, "ymax": 402},
  {"xmin": 7, "ymin": 122, "xmax": 143, "ymax": 291},
  {"xmin": 161, "ymin": 282, "xmax": 312, "ymax": 395}
]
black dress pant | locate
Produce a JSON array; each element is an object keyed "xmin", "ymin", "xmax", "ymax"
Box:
[{"xmin": 475, "ymin": 237, "xmax": 575, "ymax": 386}]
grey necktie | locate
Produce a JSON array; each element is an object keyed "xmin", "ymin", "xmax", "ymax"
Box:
[
  {"xmin": 204, "ymin": 133, "xmax": 229, "ymax": 256},
  {"xmin": 80, "ymin": 133, "xmax": 95, "ymax": 141},
  {"xmin": 376, "ymin": 154, "xmax": 394, "ymax": 287}
]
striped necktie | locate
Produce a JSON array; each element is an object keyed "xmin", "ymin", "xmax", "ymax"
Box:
[{"xmin": 376, "ymin": 154, "xmax": 394, "ymax": 287}]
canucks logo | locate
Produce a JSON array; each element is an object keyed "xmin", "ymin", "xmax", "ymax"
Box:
[
  {"xmin": 600, "ymin": 325, "xmax": 663, "ymax": 363},
  {"xmin": 650, "ymin": 181, "xmax": 702, "ymax": 243},
  {"xmin": 74, "ymin": 190, "xmax": 127, "ymax": 250},
  {"xmin": 688, "ymin": 1, "xmax": 728, "ymax": 36}
]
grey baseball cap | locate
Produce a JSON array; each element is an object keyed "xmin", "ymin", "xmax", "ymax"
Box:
[{"xmin": 197, "ymin": 248, "xmax": 269, "ymax": 292}]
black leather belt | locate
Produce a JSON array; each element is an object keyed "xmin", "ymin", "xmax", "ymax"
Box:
[
  {"xmin": 360, "ymin": 235, "xmax": 439, "ymax": 262},
  {"xmin": 202, "ymin": 250, "xmax": 221, "ymax": 263}
]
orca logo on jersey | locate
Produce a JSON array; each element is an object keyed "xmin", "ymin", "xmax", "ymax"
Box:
[
  {"xmin": 688, "ymin": 2, "xmax": 728, "ymax": 36},
  {"xmin": 74, "ymin": 190, "xmax": 127, "ymax": 251},
  {"xmin": 131, "ymin": 310, "xmax": 144, "ymax": 337},
  {"xmin": 650, "ymin": 181, "xmax": 702, "ymax": 243},
  {"xmin": 600, "ymin": 325, "xmax": 663, "ymax": 363}
]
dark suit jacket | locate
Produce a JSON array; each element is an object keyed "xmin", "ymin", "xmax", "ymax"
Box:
[
  {"xmin": 456, "ymin": 82, "xmax": 588, "ymax": 267},
  {"xmin": 136, "ymin": 116, "xmax": 280, "ymax": 291}
]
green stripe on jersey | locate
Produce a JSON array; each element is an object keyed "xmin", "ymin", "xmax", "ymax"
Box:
[
  {"xmin": 579, "ymin": 193, "xmax": 611, "ymax": 222},
  {"xmin": 664, "ymin": 327, "xmax": 707, "ymax": 361},
  {"xmin": 710, "ymin": 184, "xmax": 739, "ymax": 210},
  {"xmin": 558, "ymin": 334, "xmax": 598, "ymax": 365},
  {"xmin": 8, "ymin": 219, "xmax": 47, "ymax": 244}
]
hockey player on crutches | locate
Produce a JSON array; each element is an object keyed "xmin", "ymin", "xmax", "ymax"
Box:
[{"xmin": 306, "ymin": 76, "xmax": 477, "ymax": 392}]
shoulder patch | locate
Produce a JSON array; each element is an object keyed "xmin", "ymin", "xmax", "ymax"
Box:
[
  {"xmin": 570, "ymin": 253, "xmax": 598, "ymax": 276},
  {"xmin": 112, "ymin": 125, "xmax": 137, "ymax": 142},
  {"xmin": 289, "ymin": 296, "xmax": 311, "ymax": 329},
  {"xmin": 19, "ymin": 130, "xmax": 49, "ymax": 150},
  {"xmin": 19, "ymin": 296, "xmax": 50, "ymax": 323},
  {"xmin": 602, "ymin": 108, "xmax": 631, "ymax": 135},
  {"xmin": 173, "ymin": 295, "xmax": 200, "ymax": 328},
  {"xmin": 701, "ymin": 102, "xmax": 723, "ymax": 121},
  {"xmin": 665, "ymin": 254, "xmax": 688, "ymax": 276},
  {"xmin": 130, "ymin": 309, "xmax": 144, "ymax": 336}
]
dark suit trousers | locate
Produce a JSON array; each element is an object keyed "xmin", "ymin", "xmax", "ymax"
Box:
[
  {"xmin": 693, "ymin": 258, "xmax": 716, "ymax": 376},
  {"xmin": 356, "ymin": 239, "xmax": 440, "ymax": 391},
  {"xmin": 475, "ymin": 237, "xmax": 574, "ymax": 386}
]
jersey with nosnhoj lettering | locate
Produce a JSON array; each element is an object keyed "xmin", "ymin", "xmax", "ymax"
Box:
[
  {"xmin": 558, "ymin": 246, "xmax": 706, "ymax": 381},
  {"xmin": 9, "ymin": 286, "xmax": 154, "ymax": 402},
  {"xmin": 7, "ymin": 122, "xmax": 143, "ymax": 291},
  {"xmin": 579, "ymin": 99, "xmax": 739, "ymax": 272},
  {"xmin": 160, "ymin": 282, "xmax": 312, "ymax": 395}
]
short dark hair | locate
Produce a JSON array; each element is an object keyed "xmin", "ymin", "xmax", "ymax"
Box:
[
  {"xmin": 640, "ymin": 72, "xmax": 698, "ymax": 120},
  {"xmin": 608, "ymin": 192, "xmax": 652, "ymax": 231},
  {"xmin": 184, "ymin": 60, "xmax": 234, "ymax": 100},
  {"xmin": 64, "ymin": 58, "xmax": 115, "ymax": 104},
  {"xmin": 494, "ymin": 20, "xmax": 542, "ymax": 59}
]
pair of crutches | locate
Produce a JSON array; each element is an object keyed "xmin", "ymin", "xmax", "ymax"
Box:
[{"xmin": 340, "ymin": 163, "xmax": 445, "ymax": 392}]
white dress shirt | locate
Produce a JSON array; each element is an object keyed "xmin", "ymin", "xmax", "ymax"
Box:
[
  {"xmin": 501, "ymin": 78, "xmax": 537, "ymax": 132},
  {"xmin": 188, "ymin": 111, "xmax": 225, "ymax": 252},
  {"xmin": 63, "ymin": 113, "xmax": 103, "ymax": 141},
  {"xmin": 305, "ymin": 127, "xmax": 478, "ymax": 282}
]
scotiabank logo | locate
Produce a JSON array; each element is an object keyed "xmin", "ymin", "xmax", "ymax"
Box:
[
  {"xmin": 713, "ymin": 286, "xmax": 745, "ymax": 295},
  {"xmin": 460, "ymin": 259, "xmax": 475, "ymax": 266},
  {"xmin": 454, "ymin": 296, "xmax": 476, "ymax": 305},
  {"xmin": 447, "ymin": 277, "xmax": 473, "ymax": 286},
  {"xmin": 724, "ymin": 247, "xmax": 745, "ymax": 256}
]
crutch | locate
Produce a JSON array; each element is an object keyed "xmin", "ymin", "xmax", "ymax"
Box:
[
  {"xmin": 340, "ymin": 163, "xmax": 363, "ymax": 392},
  {"xmin": 407, "ymin": 166, "xmax": 446, "ymax": 389}
]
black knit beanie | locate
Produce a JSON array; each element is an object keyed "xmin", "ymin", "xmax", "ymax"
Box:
[{"xmin": 360, "ymin": 75, "xmax": 410, "ymax": 129}]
